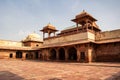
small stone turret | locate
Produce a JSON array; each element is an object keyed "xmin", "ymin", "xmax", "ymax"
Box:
[
  {"xmin": 40, "ymin": 23, "xmax": 58, "ymax": 39},
  {"xmin": 72, "ymin": 10, "xmax": 101, "ymax": 32}
]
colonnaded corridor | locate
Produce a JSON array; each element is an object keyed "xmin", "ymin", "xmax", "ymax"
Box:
[{"xmin": 0, "ymin": 59, "xmax": 120, "ymax": 80}]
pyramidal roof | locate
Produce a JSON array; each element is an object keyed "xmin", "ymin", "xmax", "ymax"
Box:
[
  {"xmin": 44, "ymin": 23, "xmax": 56, "ymax": 30},
  {"xmin": 40, "ymin": 23, "xmax": 58, "ymax": 32},
  {"xmin": 73, "ymin": 10, "xmax": 97, "ymax": 21}
]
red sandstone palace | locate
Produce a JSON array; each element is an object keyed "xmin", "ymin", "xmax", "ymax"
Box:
[{"xmin": 0, "ymin": 11, "xmax": 120, "ymax": 62}]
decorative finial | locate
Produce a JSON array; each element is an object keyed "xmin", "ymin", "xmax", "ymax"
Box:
[
  {"xmin": 83, "ymin": 10, "xmax": 85, "ymax": 12},
  {"xmin": 33, "ymin": 31, "xmax": 36, "ymax": 33},
  {"xmin": 48, "ymin": 22, "xmax": 50, "ymax": 24}
]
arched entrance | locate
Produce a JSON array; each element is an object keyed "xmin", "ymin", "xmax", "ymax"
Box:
[
  {"xmin": 9, "ymin": 53, "xmax": 13, "ymax": 58},
  {"xmin": 59, "ymin": 48, "xmax": 65, "ymax": 60},
  {"xmin": 26, "ymin": 54, "xmax": 29, "ymax": 59},
  {"xmin": 16, "ymin": 51, "xmax": 22, "ymax": 58},
  {"xmin": 49, "ymin": 49, "xmax": 56, "ymax": 60},
  {"xmin": 35, "ymin": 52, "xmax": 39, "ymax": 59},
  {"xmin": 68, "ymin": 47, "xmax": 77, "ymax": 61},
  {"xmin": 80, "ymin": 52, "xmax": 86, "ymax": 61},
  {"xmin": 39, "ymin": 54, "xmax": 43, "ymax": 60}
]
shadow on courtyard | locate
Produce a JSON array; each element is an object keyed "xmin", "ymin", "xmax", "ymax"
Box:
[
  {"xmin": 78, "ymin": 63, "xmax": 120, "ymax": 68},
  {"xmin": 105, "ymin": 71, "xmax": 120, "ymax": 80},
  {"xmin": 48, "ymin": 78, "xmax": 62, "ymax": 80},
  {"xmin": 0, "ymin": 71, "xmax": 24, "ymax": 80}
]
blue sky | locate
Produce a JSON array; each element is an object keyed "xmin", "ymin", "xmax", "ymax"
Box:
[{"xmin": 0, "ymin": 0, "xmax": 120, "ymax": 41}]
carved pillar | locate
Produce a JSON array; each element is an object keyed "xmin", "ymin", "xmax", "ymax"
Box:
[
  {"xmin": 75, "ymin": 45, "xmax": 80, "ymax": 62},
  {"xmin": 43, "ymin": 32, "xmax": 45, "ymax": 39},
  {"xmin": 45, "ymin": 48, "xmax": 49, "ymax": 61},
  {"xmin": 88, "ymin": 49, "xmax": 92, "ymax": 63},
  {"xmin": 54, "ymin": 32, "xmax": 55, "ymax": 37},
  {"xmin": 22, "ymin": 52, "xmax": 26, "ymax": 60},
  {"xmin": 92, "ymin": 26, "xmax": 93, "ymax": 30},
  {"xmin": 41, "ymin": 49, "xmax": 44, "ymax": 60},
  {"xmin": 48, "ymin": 31, "xmax": 50, "ymax": 38},
  {"xmin": 77, "ymin": 48, "xmax": 80, "ymax": 62},
  {"xmin": 65, "ymin": 48, "xmax": 68, "ymax": 61},
  {"xmin": 42, "ymin": 53, "xmax": 45, "ymax": 61},
  {"xmin": 91, "ymin": 22, "xmax": 94, "ymax": 30},
  {"xmin": 76, "ymin": 23, "xmax": 78, "ymax": 32},
  {"xmin": 48, "ymin": 33, "xmax": 50, "ymax": 37},
  {"xmin": 13, "ymin": 52, "xmax": 16, "ymax": 59},
  {"xmin": 87, "ymin": 44, "xmax": 93, "ymax": 63}
]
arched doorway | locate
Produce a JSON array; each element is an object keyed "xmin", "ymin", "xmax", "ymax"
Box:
[
  {"xmin": 49, "ymin": 49, "xmax": 56, "ymax": 60},
  {"xmin": 26, "ymin": 54, "xmax": 29, "ymax": 59},
  {"xmin": 16, "ymin": 51, "xmax": 22, "ymax": 58},
  {"xmin": 68, "ymin": 47, "xmax": 77, "ymax": 61},
  {"xmin": 39, "ymin": 54, "xmax": 42, "ymax": 60},
  {"xmin": 59, "ymin": 48, "xmax": 65, "ymax": 60},
  {"xmin": 80, "ymin": 52, "xmax": 86, "ymax": 61},
  {"xmin": 9, "ymin": 53, "xmax": 13, "ymax": 58},
  {"xmin": 35, "ymin": 52, "xmax": 39, "ymax": 59}
]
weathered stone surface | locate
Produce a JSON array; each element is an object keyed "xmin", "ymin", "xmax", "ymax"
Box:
[
  {"xmin": 0, "ymin": 59, "xmax": 120, "ymax": 80},
  {"xmin": 0, "ymin": 40, "xmax": 22, "ymax": 47}
]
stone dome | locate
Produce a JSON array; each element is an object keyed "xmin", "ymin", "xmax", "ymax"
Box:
[{"xmin": 23, "ymin": 32, "xmax": 43, "ymax": 42}]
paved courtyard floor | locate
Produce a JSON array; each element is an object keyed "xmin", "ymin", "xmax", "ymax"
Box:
[{"xmin": 0, "ymin": 59, "xmax": 120, "ymax": 80}]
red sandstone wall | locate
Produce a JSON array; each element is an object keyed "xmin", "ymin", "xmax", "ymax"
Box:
[
  {"xmin": 0, "ymin": 50, "xmax": 16, "ymax": 59},
  {"xmin": 96, "ymin": 42, "xmax": 120, "ymax": 62},
  {"xmin": 23, "ymin": 41, "xmax": 43, "ymax": 47}
]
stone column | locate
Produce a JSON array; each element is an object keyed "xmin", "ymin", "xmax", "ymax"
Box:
[
  {"xmin": 54, "ymin": 32, "xmax": 56, "ymax": 37},
  {"xmin": 13, "ymin": 52, "xmax": 16, "ymax": 59},
  {"xmin": 43, "ymin": 32, "xmax": 45, "ymax": 39},
  {"xmin": 77, "ymin": 48, "xmax": 80, "ymax": 62},
  {"xmin": 65, "ymin": 49, "xmax": 68, "ymax": 61},
  {"xmin": 42, "ymin": 49, "xmax": 46, "ymax": 61},
  {"xmin": 88, "ymin": 49, "xmax": 92, "ymax": 63},
  {"xmin": 48, "ymin": 31, "xmax": 50, "ymax": 38},
  {"xmin": 22, "ymin": 52, "xmax": 26, "ymax": 60},
  {"xmin": 45, "ymin": 49, "xmax": 49, "ymax": 61},
  {"xmin": 76, "ymin": 23, "xmax": 78, "ymax": 32}
]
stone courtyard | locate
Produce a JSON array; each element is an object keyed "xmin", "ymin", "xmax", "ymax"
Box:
[{"xmin": 0, "ymin": 59, "xmax": 120, "ymax": 80}]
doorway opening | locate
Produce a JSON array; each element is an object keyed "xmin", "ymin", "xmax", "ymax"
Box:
[
  {"xmin": 50, "ymin": 49, "xmax": 56, "ymax": 60},
  {"xmin": 9, "ymin": 53, "xmax": 13, "ymax": 58},
  {"xmin": 16, "ymin": 51, "xmax": 22, "ymax": 58},
  {"xmin": 59, "ymin": 48, "xmax": 65, "ymax": 60},
  {"xmin": 26, "ymin": 54, "xmax": 29, "ymax": 59},
  {"xmin": 35, "ymin": 52, "xmax": 39, "ymax": 59},
  {"xmin": 80, "ymin": 52, "xmax": 86, "ymax": 61},
  {"xmin": 68, "ymin": 47, "xmax": 77, "ymax": 60}
]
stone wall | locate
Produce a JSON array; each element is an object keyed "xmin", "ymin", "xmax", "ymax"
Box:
[
  {"xmin": 0, "ymin": 40, "xmax": 23, "ymax": 47},
  {"xmin": 44, "ymin": 32, "xmax": 95, "ymax": 45},
  {"xmin": 96, "ymin": 42, "xmax": 120, "ymax": 62},
  {"xmin": 0, "ymin": 50, "xmax": 16, "ymax": 59},
  {"xmin": 96, "ymin": 29, "xmax": 120, "ymax": 40},
  {"xmin": 87, "ymin": 32, "xmax": 95, "ymax": 40},
  {"xmin": 23, "ymin": 41, "xmax": 43, "ymax": 47},
  {"xmin": 30, "ymin": 42, "xmax": 43, "ymax": 47}
]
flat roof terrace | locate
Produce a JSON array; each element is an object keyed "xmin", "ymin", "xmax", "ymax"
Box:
[{"xmin": 0, "ymin": 59, "xmax": 120, "ymax": 80}]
